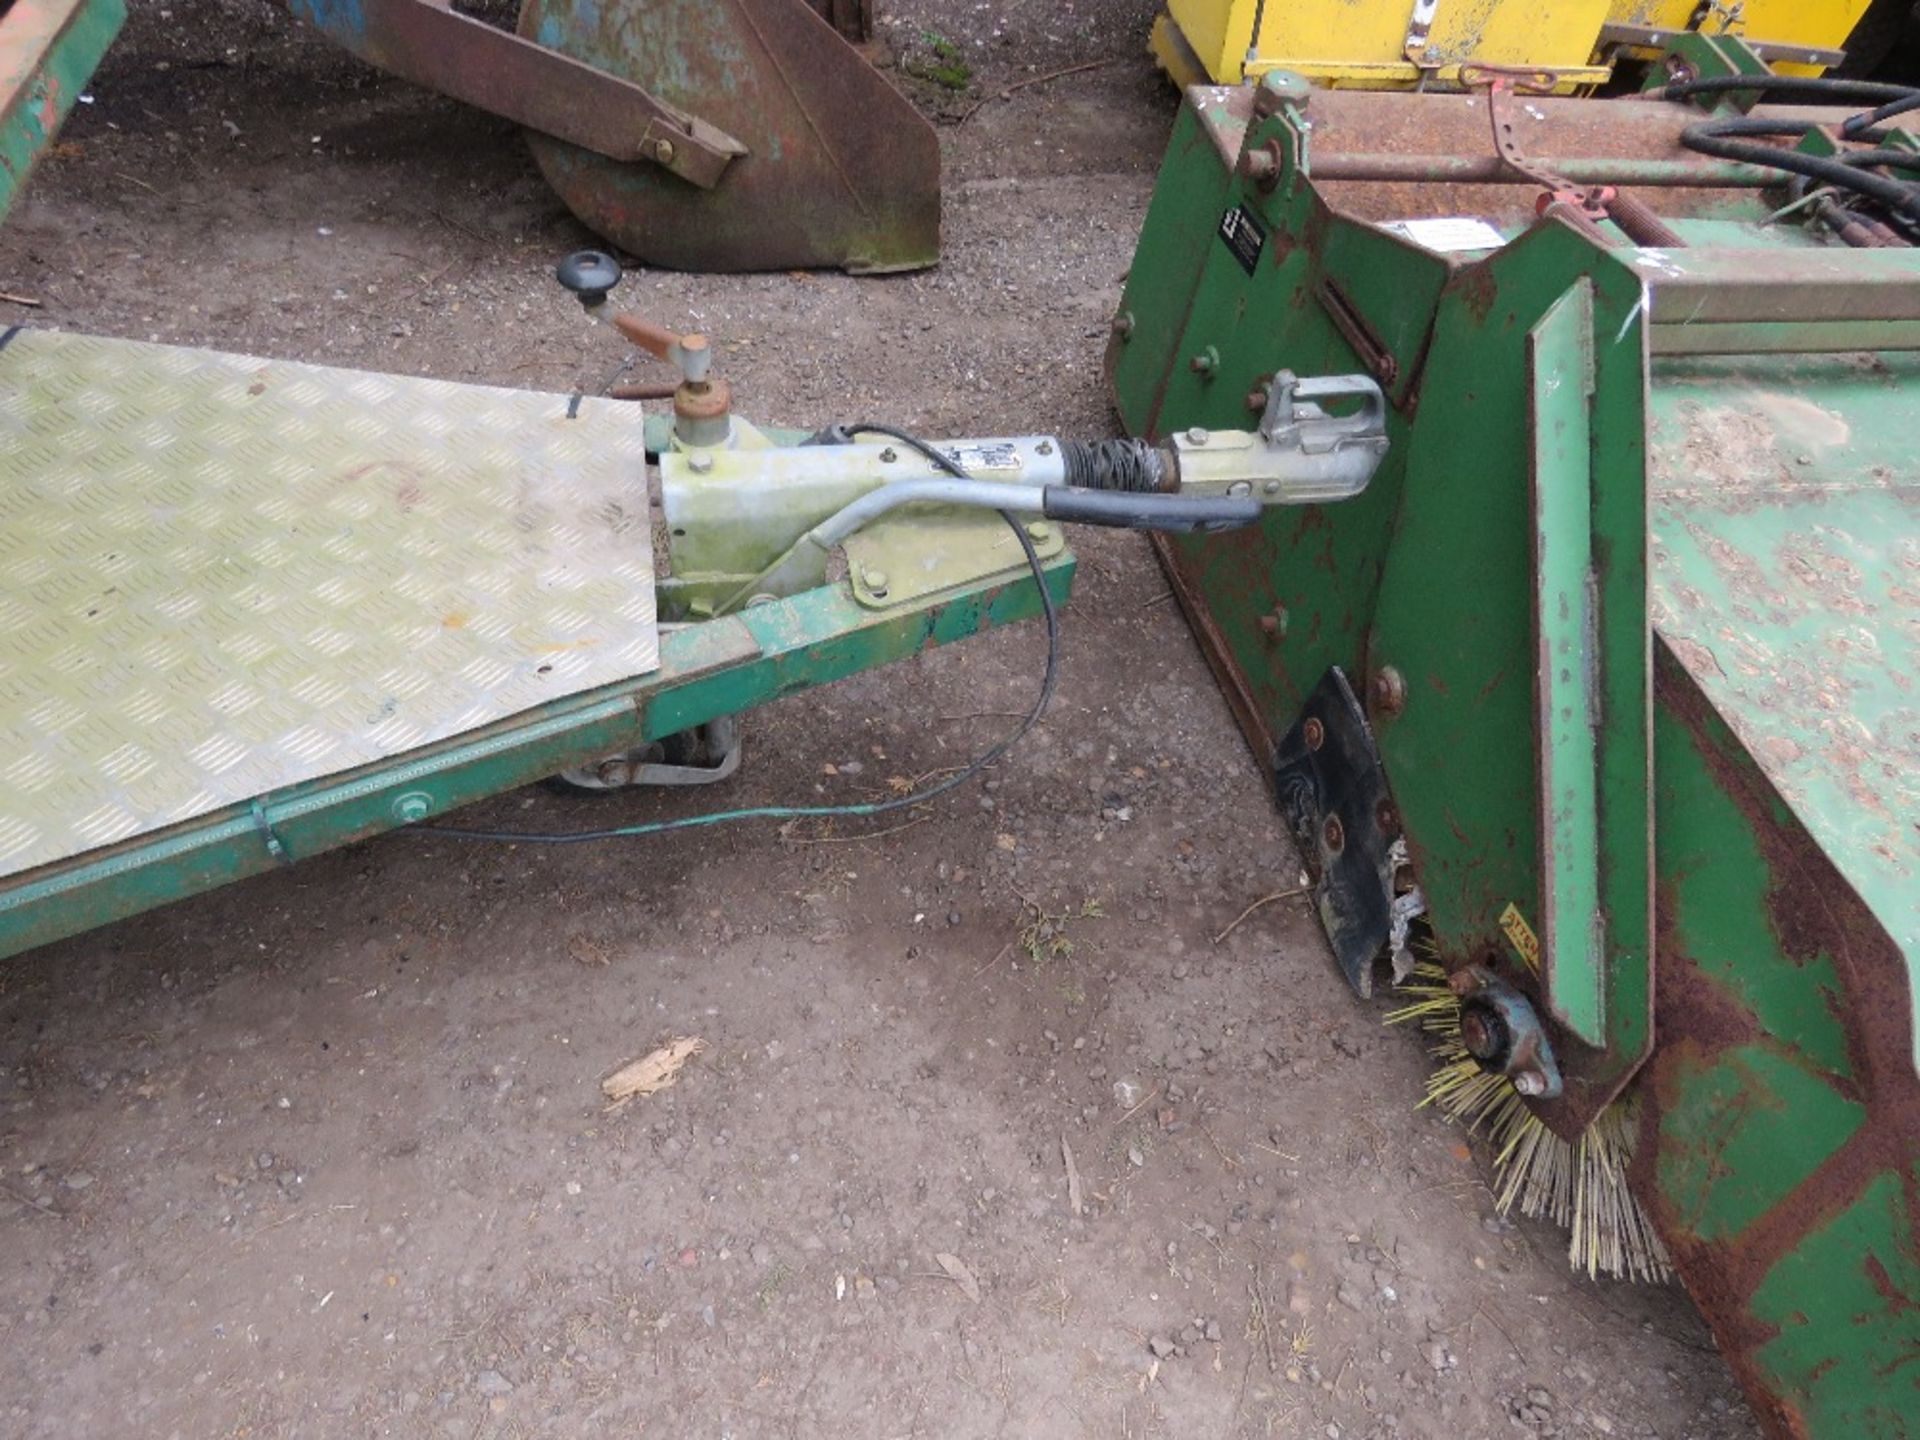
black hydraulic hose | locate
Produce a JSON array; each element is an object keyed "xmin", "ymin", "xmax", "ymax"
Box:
[
  {"xmin": 1845, "ymin": 92, "xmax": 1920, "ymax": 138},
  {"xmin": 1680, "ymin": 117, "xmax": 1920, "ymax": 222},
  {"xmin": 1835, "ymin": 147, "xmax": 1920, "ymax": 173},
  {"xmin": 1655, "ymin": 75, "xmax": 1920, "ymax": 106}
]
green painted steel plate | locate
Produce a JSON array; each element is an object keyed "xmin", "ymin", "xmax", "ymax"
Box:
[
  {"xmin": 1648, "ymin": 353, "xmax": 1920, "ymax": 1061},
  {"xmin": 0, "ymin": 329, "xmax": 658, "ymax": 880}
]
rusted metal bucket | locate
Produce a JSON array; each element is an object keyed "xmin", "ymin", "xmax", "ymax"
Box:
[{"xmin": 517, "ymin": 0, "xmax": 940, "ymax": 273}]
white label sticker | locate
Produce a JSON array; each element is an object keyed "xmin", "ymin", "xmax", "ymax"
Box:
[
  {"xmin": 1379, "ymin": 217, "xmax": 1508, "ymax": 254},
  {"xmin": 938, "ymin": 443, "xmax": 1023, "ymax": 473}
]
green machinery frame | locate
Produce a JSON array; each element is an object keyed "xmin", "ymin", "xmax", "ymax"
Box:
[{"xmin": 1107, "ymin": 75, "xmax": 1918, "ymax": 1437}]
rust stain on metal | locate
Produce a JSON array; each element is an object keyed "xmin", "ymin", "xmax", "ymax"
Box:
[
  {"xmin": 1633, "ymin": 647, "xmax": 1920, "ymax": 1439},
  {"xmin": 519, "ymin": 0, "xmax": 939, "ymax": 273},
  {"xmin": 1147, "ymin": 533, "xmax": 1279, "ymax": 769}
]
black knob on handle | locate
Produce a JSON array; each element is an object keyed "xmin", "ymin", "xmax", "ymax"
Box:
[{"xmin": 555, "ymin": 250, "xmax": 622, "ymax": 308}]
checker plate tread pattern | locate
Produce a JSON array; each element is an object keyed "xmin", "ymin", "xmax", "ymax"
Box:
[{"xmin": 0, "ymin": 330, "xmax": 657, "ymax": 879}]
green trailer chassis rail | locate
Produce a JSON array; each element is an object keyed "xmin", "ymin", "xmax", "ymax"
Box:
[
  {"xmin": 0, "ymin": 563, "xmax": 1070, "ymax": 961},
  {"xmin": 1108, "ymin": 77, "xmax": 1919, "ymax": 1438}
]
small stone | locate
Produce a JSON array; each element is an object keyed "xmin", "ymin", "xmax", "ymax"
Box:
[
  {"xmin": 254, "ymin": 1152, "xmax": 274, "ymax": 1172},
  {"xmin": 1205, "ymin": 1319, "xmax": 1222, "ymax": 1342},
  {"xmin": 1336, "ymin": 1283, "xmax": 1363, "ymax": 1312},
  {"xmin": 1112, "ymin": 1078, "xmax": 1143, "ymax": 1107},
  {"xmin": 751, "ymin": 1243, "xmax": 772, "ymax": 1266},
  {"xmin": 1172, "ymin": 962, "xmax": 1189, "ymax": 979},
  {"xmin": 61, "ymin": 1172, "xmax": 93, "ymax": 1192},
  {"xmin": 679, "ymin": 1248, "xmax": 699, "ymax": 1269},
  {"xmin": 1127, "ymin": 1146, "xmax": 1145, "ymax": 1168},
  {"xmin": 1148, "ymin": 1336, "xmax": 1177, "ymax": 1359},
  {"xmin": 474, "ymin": 1370, "xmax": 513, "ymax": 1397}
]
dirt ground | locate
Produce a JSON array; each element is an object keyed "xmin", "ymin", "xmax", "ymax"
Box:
[{"xmin": 0, "ymin": 2, "xmax": 1764, "ymax": 1437}]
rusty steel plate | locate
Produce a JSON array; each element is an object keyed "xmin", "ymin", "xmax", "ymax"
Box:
[
  {"xmin": 0, "ymin": 329, "xmax": 657, "ymax": 880},
  {"xmin": 517, "ymin": 0, "xmax": 940, "ymax": 273}
]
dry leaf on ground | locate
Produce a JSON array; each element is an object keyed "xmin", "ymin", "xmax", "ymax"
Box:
[{"xmin": 934, "ymin": 1251, "xmax": 982, "ymax": 1303}]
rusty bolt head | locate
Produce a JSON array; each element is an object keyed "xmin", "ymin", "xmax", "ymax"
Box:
[
  {"xmin": 1240, "ymin": 148, "xmax": 1279, "ymax": 183},
  {"xmin": 1512, "ymin": 1071, "xmax": 1548, "ymax": 1097},
  {"xmin": 1322, "ymin": 814, "xmax": 1344, "ymax": 852},
  {"xmin": 652, "ymin": 138, "xmax": 677, "ymax": 165},
  {"xmin": 1111, "ymin": 311, "xmax": 1136, "ymax": 340},
  {"xmin": 1375, "ymin": 798, "xmax": 1398, "ymax": 835},
  {"xmin": 1246, "ymin": 384, "xmax": 1270, "ymax": 413},
  {"xmin": 1370, "ymin": 666, "xmax": 1407, "ymax": 716},
  {"xmin": 595, "ymin": 758, "xmax": 631, "ymax": 786},
  {"xmin": 1258, "ymin": 614, "xmax": 1279, "ymax": 638},
  {"xmin": 1302, "ymin": 716, "xmax": 1324, "ymax": 750}
]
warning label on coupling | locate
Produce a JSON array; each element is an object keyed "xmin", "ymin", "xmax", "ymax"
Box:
[
  {"xmin": 1219, "ymin": 202, "xmax": 1266, "ymax": 276},
  {"xmin": 937, "ymin": 443, "xmax": 1023, "ymax": 473}
]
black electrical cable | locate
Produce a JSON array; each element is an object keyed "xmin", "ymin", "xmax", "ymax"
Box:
[
  {"xmin": 845, "ymin": 422, "xmax": 974, "ymax": 479},
  {"xmin": 418, "ymin": 433, "xmax": 1060, "ymax": 846}
]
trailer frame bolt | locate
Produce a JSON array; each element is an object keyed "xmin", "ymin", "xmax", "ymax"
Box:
[
  {"xmin": 1323, "ymin": 814, "xmax": 1345, "ymax": 852},
  {"xmin": 652, "ymin": 138, "xmax": 677, "ymax": 165},
  {"xmin": 1302, "ymin": 716, "xmax": 1324, "ymax": 750}
]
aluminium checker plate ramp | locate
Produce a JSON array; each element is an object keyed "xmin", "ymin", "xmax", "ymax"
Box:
[{"xmin": 0, "ymin": 328, "xmax": 657, "ymax": 880}]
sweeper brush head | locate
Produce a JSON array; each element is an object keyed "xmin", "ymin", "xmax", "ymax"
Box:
[{"xmin": 1389, "ymin": 961, "xmax": 1672, "ymax": 1284}]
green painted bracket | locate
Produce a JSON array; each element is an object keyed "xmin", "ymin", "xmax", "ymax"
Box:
[
  {"xmin": 1527, "ymin": 279, "xmax": 1652, "ymax": 1053},
  {"xmin": 0, "ymin": 555, "xmax": 1072, "ymax": 962},
  {"xmin": 0, "ymin": 0, "xmax": 125, "ymax": 225},
  {"xmin": 1640, "ymin": 29, "xmax": 1772, "ymax": 109}
]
